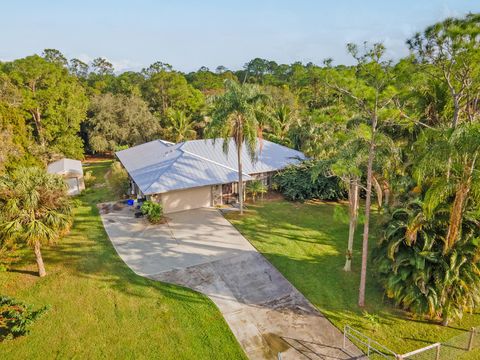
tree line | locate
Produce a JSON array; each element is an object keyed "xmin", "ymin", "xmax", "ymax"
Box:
[{"xmin": 0, "ymin": 13, "xmax": 479, "ymax": 326}]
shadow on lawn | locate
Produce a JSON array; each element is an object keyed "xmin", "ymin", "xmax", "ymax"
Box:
[{"xmin": 7, "ymin": 190, "xmax": 211, "ymax": 307}]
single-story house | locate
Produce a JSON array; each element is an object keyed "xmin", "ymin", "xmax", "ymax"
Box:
[
  {"xmin": 47, "ymin": 158, "xmax": 85, "ymax": 195},
  {"xmin": 116, "ymin": 138, "xmax": 305, "ymax": 213}
]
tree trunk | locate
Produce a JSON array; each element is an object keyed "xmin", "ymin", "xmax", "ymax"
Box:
[
  {"xmin": 344, "ymin": 178, "xmax": 359, "ymax": 272},
  {"xmin": 359, "ymin": 117, "xmax": 377, "ymax": 307},
  {"xmin": 383, "ymin": 180, "xmax": 390, "ymax": 207},
  {"xmin": 237, "ymin": 141, "xmax": 244, "ymax": 215},
  {"xmin": 33, "ymin": 241, "xmax": 46, "ymax": 277},
  {"xmin": 452, "ymin": 96, "xmax": 460, "ymax": 129},
  {"xmin": 31, "ymin": 108, "xmax": 45, "ymax": 146},
  {"xmin": 441, "ymin": 305, "xmax": 450, "ymax": 326},
  {"xmin": 372, "ymin": 175, "xmax": 383, "ymax": 209},
  {"xmin": 444, "ymin": 181, "xmax": 470, "ymax": 253}
]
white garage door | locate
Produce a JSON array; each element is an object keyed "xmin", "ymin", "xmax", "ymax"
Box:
[{"xmin": 161, "ymin": 186, "xmax": 212, "ymax": 214}]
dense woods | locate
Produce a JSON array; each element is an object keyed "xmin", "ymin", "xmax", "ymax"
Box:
[{"xmin": 0, "ymin": 13, "xmax": 479, "ymax": 325}]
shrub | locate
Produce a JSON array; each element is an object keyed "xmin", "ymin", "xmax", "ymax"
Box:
[
  {"xmin": 373, "ymin": 199, "xmax": 480, "ymax": 326},
  {"xmin": 0, "ymin": 240, "xmax": 19, "ymax": 272},
  {"xmin": 141, "ymin": 200, "xmax": 163, "ymax": 224},
  {"xmin": 0, "ymin": 296, "xmax": 48, "ymax": 340},
  {"xmin": 274, "ymin": 161, "xmax": 346, "ymax": 201},
  {"xmin": 84, "ymin": 170, "xmax": 96, "ymax": 188},
  {"xmin": 106, "ymin": 162, "xmax": 129, "ymax": 198},
  {"xmin": 246, "ymin": 180, "xmax": 267, "ymax": 202}
]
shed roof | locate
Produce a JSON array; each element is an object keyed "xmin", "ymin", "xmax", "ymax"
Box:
[
  {"xmin": 116, "ymin": 138, "xmax": 305, "ymax": 195},
  {"xmin": 47, "ymin": 158, "xmax": 83, "ymax": 176}
]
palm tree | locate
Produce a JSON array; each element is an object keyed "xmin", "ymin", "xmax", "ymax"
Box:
[
  {"xmin": 268, "ymin": 104, "xmax": 296, "ymax": 145},
  {"xmin": 246, "ymin": 180, "xmax": 267, "ymax": 202},
  {"xmin": 373, "ymin": 197, "xmax": 480, "ymax": 326},
  {"xmin": 164, "ymin": 109, "xmax": 197, "ymax": 143},
  {"xmin": 0, "ymin": 167, "xmax": 72, "ymax": 277},
  {"xmin": 415, "ymin": 123, "xmax": 480, "ymax": 254},
  {"xmin": 206, "ymin": 79, "xmax": 267, "ymax": 214},
  {"xmin": 330, "ymin": 131, "xmax": 366, "ymax": 272}
]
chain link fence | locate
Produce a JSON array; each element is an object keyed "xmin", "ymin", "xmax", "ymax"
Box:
[
  {"xmin": 402, "ymin": 326, "xmax": 480, "ymax": 360},
  {"xmin": 344, "ymin": 325, "xmax": 480, "ymax": 360}
]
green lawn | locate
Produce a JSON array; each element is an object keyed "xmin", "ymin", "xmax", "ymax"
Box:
[
  {"xmin": 0, "ymin": 160, "xmax": 246, "ymax": 360},
  {"xmin": 226, "ymin": 200, "xmax": 480, "ymax": 357}
]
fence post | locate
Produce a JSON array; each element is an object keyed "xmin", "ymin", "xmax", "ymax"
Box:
[
  {"xmin": 468, "ymin": 327, "xmax": 476, "ymax": 351},
  {"xmin": 435, "ymin": 344, "xmax": 441, "ymax": 360}
]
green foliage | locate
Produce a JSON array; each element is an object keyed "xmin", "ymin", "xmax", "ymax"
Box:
[
  {"xmin": 83, "ymin": 170, "xmax": 96, "ymax": 188},
  {"xmin": 0, "ymin": 296, "xmax": 48, "ymax": 340},
  {"xmin": 4, "ymin": 55, "xmax": 88, "ymax": 159},
  {"xmin": 274, "ymin": 161, "xmax": 346, "ymax": 201},
  {"xmin": 186, "ymin": 67, "xmax": 235, "ymax": 94},
  {"xmin": 246, "ymin": 180, "xmax": 267, "ymax": 202},
  {"xmin": 142, "ymin": 70, "xmax": 205, "ymax": 118},
  {"xmin": 86, "ymin": 93, "xmax": 160, "ymax": 153},
  {"xmin": 362, "ymin": 311, "xmax": 381, "ymax": 331},
  {"xmin": 0, "ymin": 166, "xmax": 72, "ymax": 276},
  {"xmin": 140, "ymin": 200, "xmax": 163, "ymax": 224},
  {"xmin": 206, "ymin": 79, "xmax": 270, "ymax": 213},
  {"xmin": 206, "ymin": 79, "xmax": 268, "ymax": 158},
  {"xmin": 105, "ymin": 162, "xmax": 129, "ymax": 198},
  {"xmin": 0, "ymin": 240, "xmax": 18, "ymax": 272},
  {"xmin": 373, "ymin": 198, "xmax": 480, "ymax": 325},
  {"xmin": 407, "ymin": 13, "xmax": 480, "ymax": 127},
  {"xmin": 163, "ymin": 109, "xmax": 197, "ymax": 143},
  {"xmin": 0, "ymin": 167, "xmax": 72, "ymax": 248}
]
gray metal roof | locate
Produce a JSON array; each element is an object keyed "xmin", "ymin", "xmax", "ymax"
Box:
[{"xmin": 116, "ymin": 138, "xmax": 305, "ymax": 195}]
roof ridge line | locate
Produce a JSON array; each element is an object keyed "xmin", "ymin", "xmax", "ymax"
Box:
[
  {"xmin": 142, "ymin": 149, "xmax": 182, "ymax": 193},
  {"xmin": 182, "ymin": 148, "xmax": 251, "ymax": 177}
]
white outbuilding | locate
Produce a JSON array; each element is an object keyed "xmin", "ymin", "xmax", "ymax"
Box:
[{"xmin": 47, "ymin": 158, "xmax": 85, "ymax": 195}]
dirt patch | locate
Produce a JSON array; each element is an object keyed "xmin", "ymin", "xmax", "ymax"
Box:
[
  {"xmin": 84, "ymin": 155, "xmax": 114, "ymax": 163},
  {"xmin": 112, "ymin": 202, "xmax": 125, "ymax": 211},
  {"xmin": 98, "ymin": 203, "xmax": 112, "ymax": 214}
]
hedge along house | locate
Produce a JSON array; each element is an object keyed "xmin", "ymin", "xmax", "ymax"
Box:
[{"xmin": 116, "ymin": 138, "xmax": 305, "ymax": 214}]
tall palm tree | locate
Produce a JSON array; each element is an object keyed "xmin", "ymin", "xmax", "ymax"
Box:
[
  {"xmin": 330, "ymin": 143, "xmax": 363, "ymax": 272},
  {"xmin": 164, "ymin": 109, "xmax": 197, "ymax": 143},
  {"xmin": 0, "ymin": 167, "xmax": 72, "ymax": 277},
  {"xmin": 206, "ymin": 79, "xmax": 267, "ymax": 214}
]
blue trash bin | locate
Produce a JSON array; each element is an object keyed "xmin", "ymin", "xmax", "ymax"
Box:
[{"xmin": 127, "ymin": 199, "xmax": 134, "ymax": 206}]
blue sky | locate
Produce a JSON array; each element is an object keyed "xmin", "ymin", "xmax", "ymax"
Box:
[{"xmin": 1, "ymin": 1, "xmax": 478, "ymax": 72}]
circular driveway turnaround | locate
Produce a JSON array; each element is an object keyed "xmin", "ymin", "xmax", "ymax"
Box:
[{"xmin": 101, "ymin": 206, "xmax": 363, "ymax": 360}]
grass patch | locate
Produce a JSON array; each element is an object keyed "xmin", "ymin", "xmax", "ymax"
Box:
[
  {"xmin": 0, "ymin": 160, "xmax": 246, "ymax": 359},
  {"xmin": 226, "ymin": 200, "xmax": 480, "ymax": 355}
]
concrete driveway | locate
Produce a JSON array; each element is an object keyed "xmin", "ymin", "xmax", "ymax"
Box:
[{"xmin": 101, "ymin": 205, "xmax": 362, "ymax": 360}]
